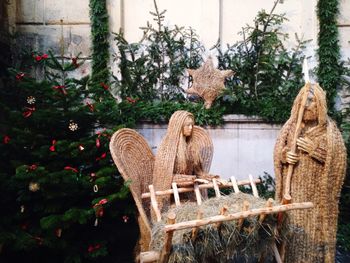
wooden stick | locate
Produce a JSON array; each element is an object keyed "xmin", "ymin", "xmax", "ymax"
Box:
[
  {"xmin": 272, "ymin": 242, "xmax": 282, "ymax": 263},
  {"xmin": 249, "ymin": 174, "xmax": 259, "ymax": 197},
  {"xmin": 191, "ymin": 210, "xmax": 203, "ymax": 241},
  {"xmin": 171, "ymin": 183, "xmax": 181, "ymax": 207},
  {"xmin": 141, "ymin": 179, "xmax": 261, "ymax": 199},
  {"xmin": 212, "ymin": 178, "xmax": 221, "ymax": 197},
  {"xmin": 230, "ymin": 176, "xmax": 240, "ymax": 193},
  {"xmin": 283, "ymin": 83, "xmax": 311, "ymax": 202},
  {"xmin": 259, "ymin": 198, "xmax": 273, "ymax": 223},
  {"xmin": 149, "ymin": 185, "xmax": 161, "ymax": 222},
  {"xmin": 279, "ymin": 241, "xmax": 286, "ymax": 263},
  {"xmin": 164, "ymin": 202, "xmax": 313, "ymax": 232},
  {"xmin": 237, "ymin": 201, "xmax": 250, "ymax": 230},
  {"xmin": 216, "ymin": 205, "xmax": 228, "ymax": 228},
  {"xmin": 158, "ymin": 212, "xmax": 176, "ymax": 263},
  {"xmin": 194, "ymin": 183, "xmax": 202, "ymax": 205},
  {"xmin": 139, "ymin": 251, "xmax": 160, "ymax": 263}
]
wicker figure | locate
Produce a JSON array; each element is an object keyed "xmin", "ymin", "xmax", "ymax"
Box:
[
  {"xmin": 110, "ymin": 110, "xmax": 214, "ymax": 254},
  {"xmin": 152, "ymin": 110, "xmax": 214, "ymax": 213},
  {"xmin": 110, "ymin": 129, "xmax": 154, "ymax": 252},
  {"xmin": 274, "ymin": 83, "xmax": 346, "ymax": 263}
]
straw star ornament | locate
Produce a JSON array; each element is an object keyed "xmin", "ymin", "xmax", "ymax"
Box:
[{"xmin": 186, "ymin": 57, "xmax": 234, "ymax": 109}]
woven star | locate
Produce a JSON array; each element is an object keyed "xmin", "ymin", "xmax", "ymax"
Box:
[{"xmin": 186, "ymin": 57, "xmax": 234, "ymax": 109}]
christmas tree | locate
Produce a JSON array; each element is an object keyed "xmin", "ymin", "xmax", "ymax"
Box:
[{"xmin": 0, "ymin": 51, "xmax": 138, "ymax": 262}]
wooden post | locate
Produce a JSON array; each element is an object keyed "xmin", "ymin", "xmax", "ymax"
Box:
[
  {"xmin": 191, "ymin": 209, "xmax": 203, "ymax": 241},
  {"xmin": 272, "ymin": 243, "xmax": 283, "ymax": 263},
  {"xmin": 237, "ymin": 201, "xmax": 250, "ymax": 230},
  {"xmin": 212, "ymin": 178, "xmax": 221, "ymax": 197},
  {"xmin": 139, "ymin": 251, "xmax": 160, "ymax": 263},
  {"xmin": 149, "ymin": 185, "xmax": 161, "ymax": 222},
  {"xmin": 230, "ymin": 176, "xmax": 240, "ymax": 193},
  {"xmin": 171, "ymin": 183, "xmax": 181, "ymax": 207},
  {"xmin": 249, "ymin": 174, "xmax": 259, "ymax": 198},
  {"xmin": 259, "ymin": 198, "xmax": 273, "ymax": 223},
  {"xmin": 158, "ymin": 212, "xmax": 176, "ymax": 263},
  {"xmin": 216, "ymin": 206, "xmax": 228, "ymax": 228},
  {"xmin": 194, "ymin": 183, "xmax": 202, "ymax": 205}
]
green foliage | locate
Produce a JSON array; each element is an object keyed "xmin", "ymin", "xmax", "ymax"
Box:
[
  {"xmin": 89, "ymin": 0, "xmax": 110, "ymax": 83},
  {"xmin": 0, "ymin": 52, "xmax": 136, "ymax": 262},
  {"xmin": 113, "ymin": 0, "xmax": 204, "ymax": 101},
  {"xmin": 317, "ymin": 0, "xmax": 341, "ymax": 111},
  {"xmin": 214, "ymin": 1, "xmax": 306, "ymax": 122},
  {"xmin": 113, "ymin": 1, "xmax": 306, "ymax": 123}
]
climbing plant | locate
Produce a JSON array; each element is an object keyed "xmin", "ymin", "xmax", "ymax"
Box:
[
  {"xmin": 89, "ymin": 0, "xmax": 110, "ymax": 84},
  {"xmin": 316, "ymin": 0, "xmax": 341, "ymax": 111}
]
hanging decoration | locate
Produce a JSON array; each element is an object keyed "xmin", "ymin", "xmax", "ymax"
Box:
[
  {"xmin": 26, "ymin": 96, "xmax": 36, "ymax": 105},
  {"xmin": 68, "ymin": 121, "xmax": 78, "ymax": 131},
  {"xmin": 186, "ymin": 57, "xmax": 234, "ymax": 109}
]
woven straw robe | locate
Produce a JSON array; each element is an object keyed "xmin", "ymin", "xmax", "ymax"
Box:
[
  {"xmin": 274, "ymin": 84, "xmax": 346, "ymax": 263},
  {"xmin": 152, "ymin": 110, "xmax": 213, "ymax": 213}
]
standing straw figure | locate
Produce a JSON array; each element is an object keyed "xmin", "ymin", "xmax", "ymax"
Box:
[
  {"xmin": 152, "ymin": 110, "xmax": 217, "ymax": 213},
  {"xmin": 274, "ymin": 83, "xmax": 346, "ymax": 263}
]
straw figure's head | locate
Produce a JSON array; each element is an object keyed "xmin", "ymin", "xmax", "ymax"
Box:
[
  {"xmin": 290, "ymin": 83, "xmax": 328, "ymax": 126},
  {"xmin": 182, "ymin": 115, "xmax": 194, "ymax": 138}
]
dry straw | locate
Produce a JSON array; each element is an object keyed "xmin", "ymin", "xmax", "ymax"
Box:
[
  {"xmin": 152, "ymin": 110, "xmax": 213, "ymax": 214},
  {"xmin": 274, "ymin": 83, "xmax": 346, "ymax": 263},
  {"xmin": 150, "ymin": 192, "xmax": 280, "ymax": 263},
  {"xmin": 110, "ymin": 128, "xmax": 155, "ymax": 252}
]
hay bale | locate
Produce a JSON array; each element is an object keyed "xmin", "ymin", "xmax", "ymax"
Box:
[{"xmin": 150, "ymin": 192, "xmax": 280, "ymax": 262}]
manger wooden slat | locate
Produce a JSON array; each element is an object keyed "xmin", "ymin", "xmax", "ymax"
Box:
[{"xmin": 163, "ymin": 202, "xmax": 314, "ymax": 232}]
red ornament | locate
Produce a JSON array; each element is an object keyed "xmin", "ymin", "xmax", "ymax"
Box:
[
  {"xmin": 49, "ymin": 140, "xmax": 56, "ymax": 152},
  {"xmin": 28, "ymin": 164, "xmax": 38, "ymax": 171},
  {"xmin": 100, "ymin": 82, "xmax": 109, "ymax": 90},
  {"xmin": 41, "ymin": 54, "xmax": 48, "ymax": 59},
  {"xmin": 3, "ymin": 135, "xmax": 10, "ymax": 144},
  {"xmin": 95, "ymin": 138, "xmax": 101, "ymax": 148},
  {"xmin": 35, "ymin": 55, "xmax": 42, "ymax": 62},
  {"xmin": 97, "ymin": 207, "xmax": 104, "ymax": 217},
  {"xmin": 88, "ymin": 244, "xmax": 102, "ymax": 253},
  {"xmin": 53, "ymin": 85, "xmax": 67, "ymax": 95},
  {"xmin": 64, "ymin": 166, "xmax": 78, "ymax": 173},
  {"xmin": 23, "ymin": 107, "xmax": 35, "ymax": 118},
  {"xmin": 126, "ymin": 97, "xmax": 138, "ymax": 104},
  {"xmin": 86, "ymin": 102, "xmax": 94, "ymax": 112},
  {"xmin": 16, "ymin": 72, "xmax": 25, "ymax": 81},
  {"xmin": 93, "ymin": 198, "xmax": 108, "ymax": 208},
  {"xmin": 96, "ymin": 152, "xmax": 107, "ymax": 161}
]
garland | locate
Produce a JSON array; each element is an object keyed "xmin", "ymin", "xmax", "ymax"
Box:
[
  {"xmin": 89, "ymin": 0, "xmax": 110, "ymax": 83},
  {"xmin": 317, "ymin": 0, "xmax": 340, "ymax": 111}
]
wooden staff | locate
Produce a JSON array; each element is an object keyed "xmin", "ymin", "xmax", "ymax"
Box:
[{"xmin": 283, "ymin": 82, "xmax": 311, "ymax": 203}]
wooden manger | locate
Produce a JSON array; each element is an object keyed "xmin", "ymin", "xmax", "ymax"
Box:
[
  {"xmin": 109, "ymin": 126, "xmax": 315, "ymax": 263},
  {"xmin": 139, "ymin": 176, "xmax": 314, "ymax": 263}
]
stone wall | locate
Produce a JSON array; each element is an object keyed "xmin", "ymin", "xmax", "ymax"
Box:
[{"xmin": 7, "ymin": 0, "xmax": 350, "ymax": 61}]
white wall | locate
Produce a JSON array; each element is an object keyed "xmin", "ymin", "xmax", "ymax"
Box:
[{"xmin": 137, "ymin": 115, "xmax": 281, "ymax": 180}]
